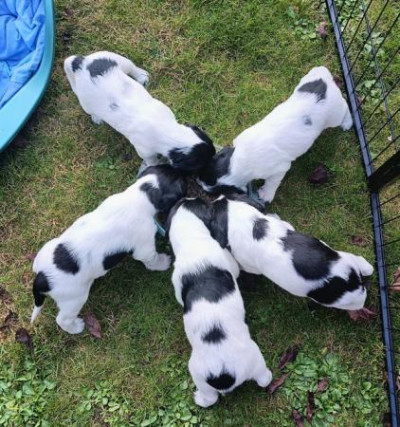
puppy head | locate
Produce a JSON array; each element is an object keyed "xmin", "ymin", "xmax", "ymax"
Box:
[
  {"xmin": 139, "ymin": 165, "xmax": 187, "ymax": 213},
  {"xmin": 197, "ymin": 147, "xmax": 237, "ymax": 191},
  {"xmin": 168, "ymin": 124, "xmax": 216, "ymax": 172}
]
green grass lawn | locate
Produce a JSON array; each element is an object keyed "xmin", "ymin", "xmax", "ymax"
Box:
[{"xmin": 0, "ymin": 0, "xmax": 390, "ymax": 426}]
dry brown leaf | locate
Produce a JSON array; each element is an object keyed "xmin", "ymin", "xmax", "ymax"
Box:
[
  {"xmin": 278, "ymin": 346, "xmax": 299, "ymax": 370},
  {"xmin": 0, "ymin": 311, "xmax": 18, "ymax": 330},
  {"xmin": 267, "ymin": 372, "xmax": 289, "ymax": 394},
  {"xmin": 333, "ymin": 75, "xmax": 344, "ymax": 89},
  {"xmin": 308, "ymin": 164, "xmax": 330, "ymax": 185},
  {"xmin": 292, "ymin": 409, "xmax": 304, "ymax": 427},
  {"xmin": 350, "ymin": 235, "xmax": 367, "ymax": 247},
  {"xmin": 0, "ymin": 286, "xmax": 13, "ymax": 304},
  {"xmin": 348, "ymin": 307, "xmax": 377, "ymax": 321},
  {"xmin": 84, "ymin": 312, "xmax": 102, "ymax": 339},
  {"xmin": 15, "ymin": 328, "xmax": 34, "ymax": 352},
  {"xmin": 316, "ymin": 378, "xmax": 329, "ymax": 392},
  {"xmin": 317, "ymin": 21, "xmax": 328, "ymax": 41},
  {"xmin": 306, "ymin": 391, "xmax": 315, "ymax": 422},
  {"xmin": 24, "ymin": 253, "xmax": 36, "ymax": 261}
]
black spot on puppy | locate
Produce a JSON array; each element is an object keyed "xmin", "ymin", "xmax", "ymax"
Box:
[
  {"xmin": 308, "ymin": 269, "xmax": 362, "ymax": 305},
  {"xmin": 169, "ymin": 142, "xmax": 216, "ymax": 173},
  {"xmin": 87, "ymin": 58, "xmax": 118, "ymax": 78},
  {"xmin": 181, "ymin": 265, "xmax": 236, "ymax": 313},
  {"xmin": 210, "ymin": 198, "xmax": 229, "ymax": 249},
  {"xmin": 32, "ymin": 272, "xmax": 51, "ymax": 307},
  {"xmin": 281, "ymin": 230, "xmax": 339, "ymax": 280},
  {"xmin": 72, "ymin": 55, "xmax": 84, "ymax": 72},
  {"xmin": 207, "ymin": 370, "xmax": 236, "ymax": 390},
  {"xmin": 298, "ymin": 79, "xmax": 327, "ymax": 102},
  {"xmin": 202, "ymin": 324, "xmax": 226, "ymax": 344},
  {"xmin": 103, "ymin": 251, "xmax": 131, "ymax": 270},
  {"xmin": 198, "ymin": 147, "xmax": 234, "ymax": 187},
  {"xmin": 253, "ymin": 217, "xmax": 269, "ymax": 240},
  {"xmin": 53, "ymin": 243, "xmax": 80, "ymax": 274},
  {"xmin": 139, "ymin": 165, "xmax": 187, "ymax": 213},
  {"xmin": 303, "ymin": 115, "xmax": 312, "ymax": 126},
  {"xmin": 109, "ymin": 102, "xmax": 119, "ymax": 111}
]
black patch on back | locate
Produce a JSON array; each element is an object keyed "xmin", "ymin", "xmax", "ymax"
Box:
[
  {"xmin": 32, "ymin": 272, "xmax": 51, "ymax": 307},
  {"xmin": 281, "ymin": 230, "xmax": 339, "ymax": 280},
  {"xmin": 206, "ymin": 370, "xmax": 236, "ymax": 390},
  {"xmin": 139, "ymin": 165, "xmax": 187, "ymax": 214},
  {"xmin": 72, "ymin": 55, "xmax": 84, "ymax": 72},
  {"xmin": 202, "ymin": 324, "xmax": 226, "ymax": 344},
  {"xmin": 308, "ymin": 269, "xmax": 361, "ymax": 305},
  {"xmin": 210, "ymin": 198, "xmax": 229, "ymax": 249},
  {"xmin": 303, "ymin": 115, "xmax": 312, "ymax": 126},
  {"xmin": 103, "ymin": 251, "xmax": 132, "ymax": 270},
  {"xmin": 109, "ymin": 102, "xmax": 119, "ymax": 111},
  {"xmin": 298, "ymin": 79, "xmax": 327, "ymax": 102},
  {"xmin": 87, "ymin": 58, "xmax": 118, "ymax": 78},
  {"xmin": 198, "ymin": 147, "xmax": 234, "ymax": 187},
  {"xmin": 253, "ymin": 217, "xmax": 269, "ymax": 240},
  {"xmin": 169, "ymin": 142, "xmax": 216, "ymax": 173},
  {"xmin": 225, "ymin": 193, "xmax": 264, "ymax": 212},
  {"xmin": 181, "ymin": 265, "xmax": 236, "ymax": 313},
  {"xmin": 53, "ymin": 243, "xmax": 80, "ymax": 274}
]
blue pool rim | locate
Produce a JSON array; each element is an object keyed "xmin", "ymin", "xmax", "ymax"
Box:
[{"xmin": 0, "ymin": 0, "xmax": 55, "ymax": 153}]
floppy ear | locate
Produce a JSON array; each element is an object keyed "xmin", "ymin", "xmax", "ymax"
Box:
[
  {"xmin": 165, "ymin": 199, "xmax": 186, "ymax": 239},
  {"xmin": 209, "ymin": 198, "xmax": 229, "ymax": 249},
  {"xmin": 225, "ymin": 192, "xmax": 264, "ymax": 212}
]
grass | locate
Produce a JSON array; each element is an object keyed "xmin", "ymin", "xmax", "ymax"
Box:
[{"xmin": 0, "ymin": 0, "xmax": 392, "ymax": 425}]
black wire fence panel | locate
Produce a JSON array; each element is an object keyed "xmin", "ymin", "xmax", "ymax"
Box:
[{"xmin": 326, "ymin": 0, "xmax": 400, "ymax": 425}]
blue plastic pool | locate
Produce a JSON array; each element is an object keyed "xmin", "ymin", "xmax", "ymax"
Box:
[{"xmin": 0, "ymin": 0, "xmax": 55, "ymax": 152}]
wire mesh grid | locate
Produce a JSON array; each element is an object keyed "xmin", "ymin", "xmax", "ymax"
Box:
[{"xmin": 326, "ymin": 0, "xmax": 400, "ymax": 424}]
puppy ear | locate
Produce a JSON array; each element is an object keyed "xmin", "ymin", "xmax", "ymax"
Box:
[
  {"xmin": 165, "ymin": 198, "xmax": 186, "ymax": 239},
  {"xmin": 210, "ymin": 198, "xmax": 229, "ymax": 249}
]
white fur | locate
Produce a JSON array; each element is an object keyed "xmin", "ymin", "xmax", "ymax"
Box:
[
  {"xmin": 64, "ymin": 51, "xmax": 207, "ymax": 167},
  {"xmin": 223, "ymin": 197, "xmax": 373, "ymax": 310},
  {"xmin": 31, "ymin": 173, "xmax": 171, "ymax": 334},
  {"xmin": 199, "ymin": 66, "xmax": 353, "ymax": 202},
  {"xmin": 169, "ymin": 201, "xmax": 272, "ymax": 407}
]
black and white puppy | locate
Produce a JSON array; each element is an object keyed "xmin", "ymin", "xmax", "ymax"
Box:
[
  {"xmin": 31, "ymin": 165, "xmax": 186, "ymax": 334},
  {"xmin": 206, "ymin": 195, "xmax": 373, "ymax": 310},
  {"xmin": 167, "ymin": 198, "xmax": 272, "ymax": 408},
  {"xmin": 198, "ymin": 66, "xmax": 353, "ymax": 202},
  {"xmin": 64, "ymin": 51, "xmax": 215, "ymax": 172}
]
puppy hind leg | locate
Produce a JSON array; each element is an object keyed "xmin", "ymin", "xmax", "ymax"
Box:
[
  {"xmin": 91, "ymin": 114, "xmax": 104, "ymax": 125},
  {"xmin": 134, "ymin": 239, "xmax": 171, "ymax": 271},
  {"xmin": 340, "ymin": 105, "xmax": 353, "ymax": 131},
  {"xmin": 194, "ymin": 388, "xmax": 219, "ymax": 408}
]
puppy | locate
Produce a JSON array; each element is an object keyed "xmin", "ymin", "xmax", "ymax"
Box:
[
  {"xmin": 206, "ymin": 194, "xmax": 373, "ymax": 311},
  {"xmin": 30, "ymin": 165, "xmax": 186, "ymax": 334},
  {"xmin": 167, "ymin": 198, "xmax": 272, "ymax": 407},
  {"xmin": 64, "ymin": 51, "xmax": 215, "ymax": 171},
  {"xmin": 198, "ymin": 66, "xmax": 353, "ymax": 202}
]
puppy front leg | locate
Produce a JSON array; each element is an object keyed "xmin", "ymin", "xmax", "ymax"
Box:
[
  {"xmin": 258, "ymin": 168, "xmax": 289, "ymax": 203},
  {"xmin": 171, "ymin": 270, "xmax": 184, "ymax": 306},
  {"xmin": 55, "ymin": 289, "xmax": 90, "ymax": 334},
  {"xmin": 134, "ymin": 239, "xmax": 171, "ymax": 271}
]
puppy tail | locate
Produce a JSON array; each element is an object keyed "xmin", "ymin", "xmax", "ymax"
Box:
[
  {"xmin": 99, "ymin": 51, "xmax": 145, "ymax": 82},
  {"xmin": 30, "ymin": 272, "xmax": 50, "ymax": 324}
]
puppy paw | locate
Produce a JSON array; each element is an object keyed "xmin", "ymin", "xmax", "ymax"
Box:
[
  {"xmin": 91, "ymin": 115, "xmax": 103, "ymax": 125},
  {"xmin": 340, "ymin": 112, "xmax": 353, "ymax": 131},
  {"xmin": 194, "ymin": 390, "xmax": 218, "ymax": 408},
  {"xmin": 256, "ymin": 368, "xmax": 273, "ymax": 388},
  {"xmin": 146, "ymin": 254, "xmax": 171, "ymax": 271},
  {"xmin": 257, "ymin": 187, "xmax": 272, "ymax": 203},
  {"xmin": 59, "ymin": 317, "xmax": 85, "ymax": 335},
  {"xmin": 136, "ymin": 70, "xmax": 150, "ymax": 87}
]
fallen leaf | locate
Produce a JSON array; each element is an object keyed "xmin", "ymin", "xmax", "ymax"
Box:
[
  {"xmin": 15, "ymin": 328, "xmax": 34, "ymax": 352},
  {"xmin": 333, "ymin": 75, "xmax": 344, "ymax": 89},
  {"xmin": 308, "ymin": 164, "xmax": 330, "ymax": 185},
  {"xmin": 278, "ymin": 346, "xmax": 299, "ymax": 370},
  {"xmin": 61, "ymin": 31, "xmax": 72, "ymax": 43},
  {"xmin": 64, "ymin": 7, "xmax": 74, "ymax": 17},
  {"xmin": 396, "ymin": 375, "xmax": 400, "ymax": 392},
  {"xmin": 350, "ymin": 235, "xmax": 367, "ymax": 247},
  {"xmin": 122, "ymin": 152, "xmax": 133, "ymax": 161},
  {"xmin": 84, "ymin": 312, "xmax": 102, "ymax": 339},
  {"xmin": 316, "ymin": 378, "xmax": 329, "ymax": 392},
  {"xmin": 0, "ymin": 286, "xmax": 13, "ymax": 304},
  {"xmin": 306, "ymin": 391, "xmax": 315, "ymax": 422},
  {"xmin": 1, "ymin": 311, "xmax": 18, "ymax": 330},
  {"xmin": 394, "ymin": 267, "xmax": 400, "ymax": 284},
  {"xmin": 383, "ymin": 412, "xmax": 392, "ymax": 427},
  {"xmin": 267, "ymin": 372, "xmax": 289, "ymax": 394},
  {"xmin": 24, "ymin": 253, "xmax": 36, "ymax": 261},
  {"xmin": 348, "ymin": 307, "xmax": 377, "ymax": 321},
  {"xmin": 292, "ymin": 409, "xmax": 304, "ymax": 427},
  {"xmin": 317, "ymin": 21, "xmax": 328, "ymax": 41}
]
